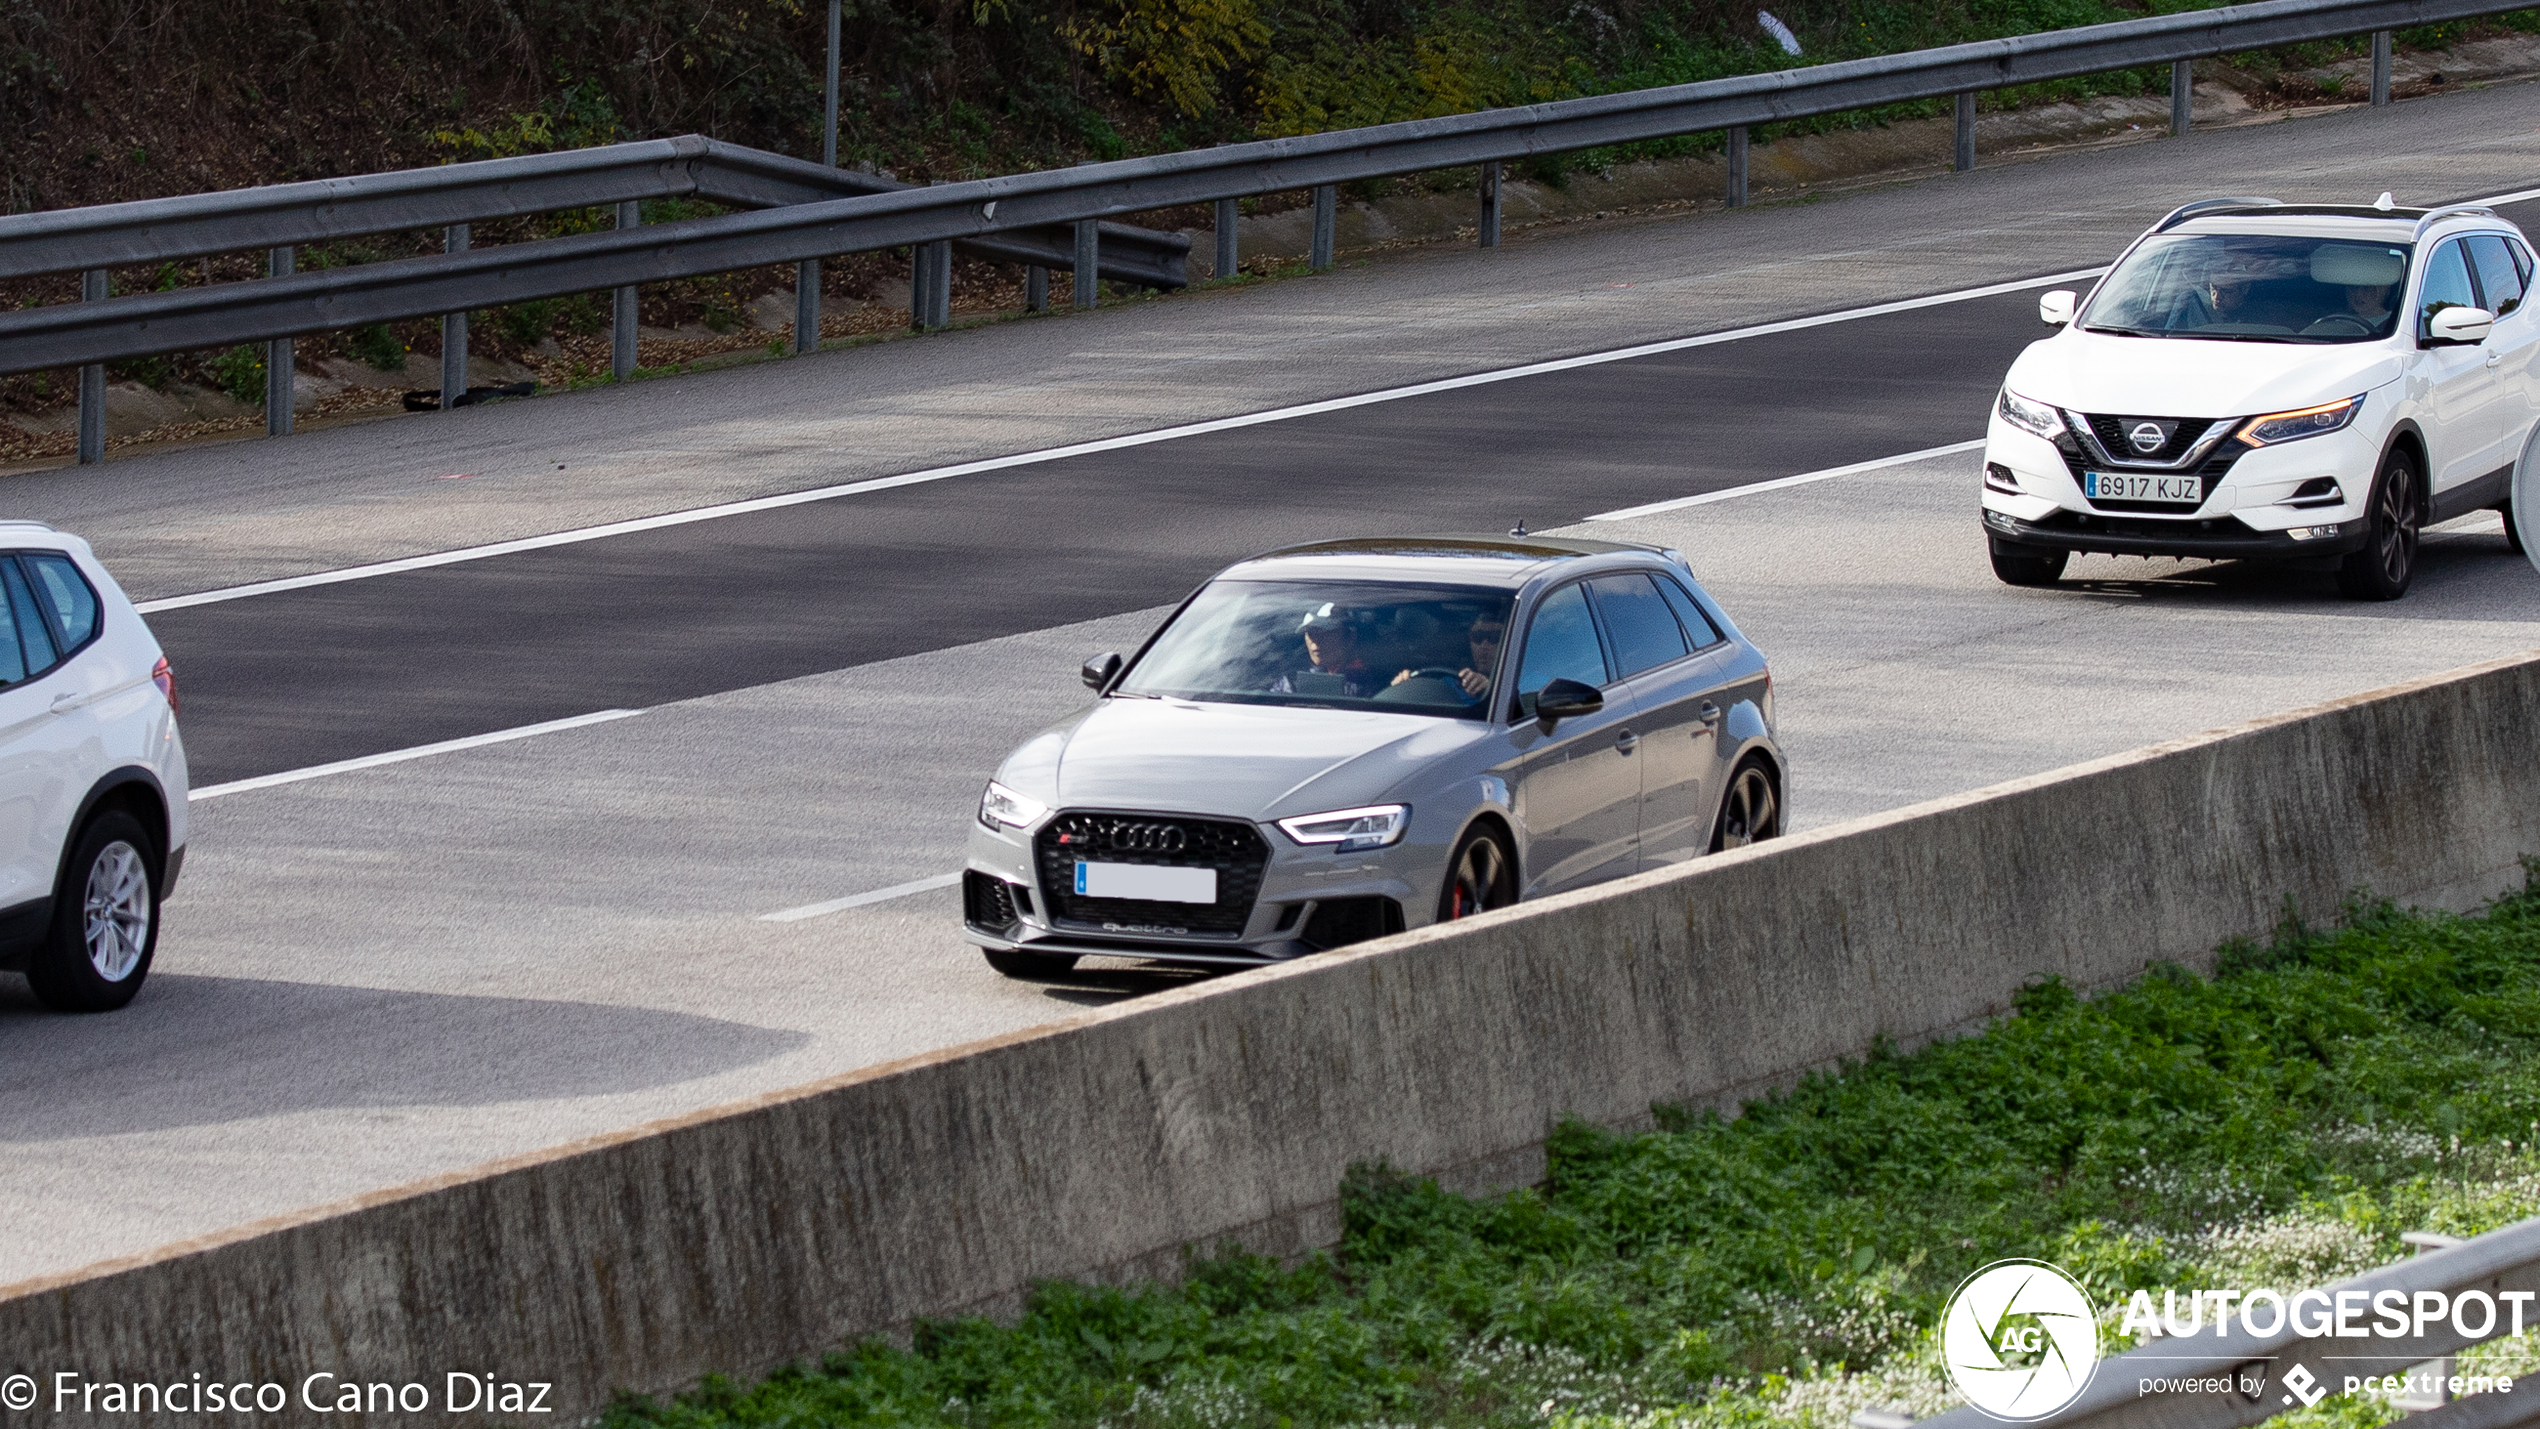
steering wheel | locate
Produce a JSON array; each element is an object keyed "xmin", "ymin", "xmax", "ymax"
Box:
[
  {"xmin": 2302, "ymin": 312, "xmax": 2375, "ymax": 336},
  {"xmin": 1398, "ymin": 666, "xmax": 1465, "ymax": 683}
]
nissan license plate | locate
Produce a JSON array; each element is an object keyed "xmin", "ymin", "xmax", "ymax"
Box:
[
  {"xmin": 1075, "ymin": 860, "xmax": 1218, "ymax": 904},
  {"xmin": 2084, "ymin": 471, "xmax": 2200, "ymax": 504}
]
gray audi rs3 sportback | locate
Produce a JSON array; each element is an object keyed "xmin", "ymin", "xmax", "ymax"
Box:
[{"xmin": 963, "ymin": 534, "xmax": 1785, "ymax": 976}]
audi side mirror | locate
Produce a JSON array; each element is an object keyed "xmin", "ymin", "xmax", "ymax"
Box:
[
  {"xmin": 2038, "ymin": 290, "xmax": 2077, "ymax": 327},
  {"xmin": 1081, "ymin": 652, "xmax": 1123, "ymax": 691},
  {"xmin": 1533, "ymin": 677, "xmax": 1603, "ymax": 728},
  {"xmin": 2428, "ymin": 306, "xmax": 2495, "ymax": 345}
]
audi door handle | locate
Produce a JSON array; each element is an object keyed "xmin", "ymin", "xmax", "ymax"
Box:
[
  {"xmin": 1614, "ymin": 730, "xmax": 1639, "ymax": 753},
  {"xmin": 1698, "ymin": 701, "xmax": 1724, "ymax": 727}
]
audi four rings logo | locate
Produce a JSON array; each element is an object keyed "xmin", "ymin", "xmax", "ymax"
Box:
[
  {"xmin": 1106, "ymin": 822, "xmax": 1187, "ymax": 853},
  {"xmin": 2127, "ymin": 421, "xmax": 2168, "ymax": 453}
]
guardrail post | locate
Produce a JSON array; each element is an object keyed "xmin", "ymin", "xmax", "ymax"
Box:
[
  {"xmin": 76, "ymin": 268, "xmax": 106, "ymax": 465},
  {"xmin": 1479, "ymin": 162, "xmax": 1502, "ymax": 248},
  {"xmin": 1311, "ymin": 184, "xmax": 1336, "ymax": 270},
  {"xmin": 441, "ymin": 224, "xmax": 469, "ymax": 412},
  {"xmin": 1026, "ymin": 266, "xmax": 1049, "ymax": 312},
  {"xmin": 2171, "ymin": 58, "xmax": 2193, "ymax": 136},
  {"xmin": 1953, "ymin": 93, "xmax": 1976, "ymax": 172},
  {"xmin": 612, "ymin": 202, "xmax": 639, "ymax": 381},
  {"xmin": 1073, "ymin": 220, "xmax": 1099, "ymax": 310},
  {"xmin": 265, "ymin": 246, "xmax": 294, "ymax": 436},
  {"xmin": 794, "ymin": 258, "xmax": 820, "ymax": 355},
  {"xmin": 2372, "ymin": 30, "xmax": 2393, "ymax": 105},
  {"xmin": 927, "ymin": 240, "xmax": 952, "ymax": 328},
  {"xmin": 1214, "ymin": 197, "xmax": 1239, "ymax": 278},
  {"xmin": 1727, "ymin": 126, "xmax": 1749, "ymax": 207}
]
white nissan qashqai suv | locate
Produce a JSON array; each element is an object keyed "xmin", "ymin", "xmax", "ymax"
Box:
[
  {"xmin": 0, "ymin": 523, "xmax": 188, "ymax": 1012},
  {"xmin": 1982, "ymin": 196, "xmax": 2536, "ymax": 600}
]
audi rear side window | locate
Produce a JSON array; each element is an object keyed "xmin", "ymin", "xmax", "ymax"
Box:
[{"xmin": 1654, "ymin": 574, "xmax": 1727, "ymax": 648}]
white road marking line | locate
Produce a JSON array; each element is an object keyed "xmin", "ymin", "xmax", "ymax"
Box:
[
  {"xmin": 1585, "ymin": 438, "xmax": 1989, "ymax": 521},
  {"xmin": 187, "ymin": 709, "xmax": 644, "ymax": 801},
  {"xmin": 133, "ymin": 267, "xmax": 2110, "ymax": 615},
  {"xmin": 760, "ymin": 871, "xmax": 962, "ymax": 922}
]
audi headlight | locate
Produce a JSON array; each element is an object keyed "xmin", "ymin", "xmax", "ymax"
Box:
[
  {"xmin": 2235, "ymin": 394, "xmax": 2365, "ymax": 447},
  {"xmin": 978, "ymin": 780, "xmax": 1048, "ymax": 830},
  {"xmin": 1996, "ymin": 388, "xmax": 2065, "ymax": 441},
  {"xmin": 1277, "ymin": 804, "xmax": 1410, "ymax": 852}
]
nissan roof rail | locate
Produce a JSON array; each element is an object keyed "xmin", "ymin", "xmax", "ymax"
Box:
[{"xmin": 2414, "ymin": 204, "xmax": 2500, "ymax": 238}]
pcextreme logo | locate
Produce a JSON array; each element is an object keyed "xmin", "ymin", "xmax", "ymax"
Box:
[{"xmin": 1942, "ymin": 1259, "xmax": 2103, "ymax": 1421}]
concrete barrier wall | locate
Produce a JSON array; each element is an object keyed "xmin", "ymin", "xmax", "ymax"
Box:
[{"xmin": 10, "ymin": 650, "xmax": 2540, "ymax": 1424}]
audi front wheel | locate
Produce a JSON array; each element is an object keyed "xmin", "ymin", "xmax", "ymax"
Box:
[{"xmin": 1437, "ymin": 826, "xmax": 1516, "ymax": 921}]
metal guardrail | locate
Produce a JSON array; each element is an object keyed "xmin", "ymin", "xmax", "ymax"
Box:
[
  {"xmin": 4, "ymin": 0, "xmax": 2523, "ymax": 461},
  {"xmin": 0, "ymin": 136, "xmax": 1189, "ymax": 289},
  {"xmin": 1908, "ymin": 1215, "xmax": 2540, "ymax": 1429}
]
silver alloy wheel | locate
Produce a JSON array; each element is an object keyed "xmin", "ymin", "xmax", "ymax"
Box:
[
  {"xmin": 83, "ymin": 840, "xmax": 150, "ymax": 982},
  {"xmin": 1443, "ymin": 834, "xmax": 1510, "ymax": 919},
  {"xmin": 1716, "ymin": 766, "xmax": 1780, "ymax": 849}
]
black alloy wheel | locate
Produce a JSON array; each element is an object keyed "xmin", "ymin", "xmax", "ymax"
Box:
[
  {"xmin": 1437, "ymin": 826, "xmax": 1516, "ymax": 921},
  {"xmin": 1709, "ymin": 759, "xmax": 1783, "ymax": 852},
  {"xmin": 2339, "ymin": 449, "xmax": 2422, "ymax": 601}
]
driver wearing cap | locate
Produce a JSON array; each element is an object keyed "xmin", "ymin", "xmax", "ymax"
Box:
[{"xmin": 1275, "ymin": 604, "xmax": 1382, "ymax": 698}]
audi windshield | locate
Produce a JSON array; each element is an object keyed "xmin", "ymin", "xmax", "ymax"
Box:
[
  {"xmin": 2083, "ymin": 234, "xmax": 2413, "ymax": 342},
  {"xmin": 1119, "ymin": 581, "xmax": 1514, "ymax": 719}
]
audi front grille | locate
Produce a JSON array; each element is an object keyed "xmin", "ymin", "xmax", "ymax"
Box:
[{"xmin": 1034, "ymin": 812, "xmax": 1271, "ymax": 939}]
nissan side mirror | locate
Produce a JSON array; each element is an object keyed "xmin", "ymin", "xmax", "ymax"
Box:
[
  {"xmin": 1533, "ymin": 677, "xmax": 1603, "ymax": 728},
  {"xmin": 1081, "ymin": 652, "xmax": 1123, "ymax": 691},
  {"xmin": 2038, "ymin": 290, "xmax": 2077, "ymax": 327},
  {"xmin": 2428, "ymin": 306, "xmax": 2495, "ymax": 345}
]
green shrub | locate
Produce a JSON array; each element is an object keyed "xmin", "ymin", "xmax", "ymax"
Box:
[
  {"xmin": 205, "ymin": 345, "xmax": 264, "ymax": 405},
  {"xmin": 349, "ymin": 324, "xmax": 407, "ymax": 372}
]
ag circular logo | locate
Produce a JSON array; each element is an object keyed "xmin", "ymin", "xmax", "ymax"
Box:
[{"xmin": 1941, "ymin": 1259, "xmax": 2101, "ymax": 1421}]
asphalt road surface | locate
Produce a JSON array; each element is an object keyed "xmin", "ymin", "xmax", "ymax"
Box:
[{"xmin": 151, "ymin": 284, "xmax": 2060, "ymax": 785}]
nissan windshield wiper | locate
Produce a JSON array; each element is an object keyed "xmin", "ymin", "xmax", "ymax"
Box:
[{"xmin": 2083, "ymin": 324, "xmax": 2167, "ymax": 337}]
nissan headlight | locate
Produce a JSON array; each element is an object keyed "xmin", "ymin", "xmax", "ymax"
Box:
[
  {"xmin": 1996, "ymin": 388, "xmax": 2064, "ymax": 441},
  {"xmin": 1277, "ymin": 804, "xmax": 1410, "ymax": 852},
  {"xmin": 978, "ymin": 780, "xmax": 1048, "ymax": 830},
  {"xmin": 2235, "ymin": 394, "xmax": 2365, "ymax": 447}
]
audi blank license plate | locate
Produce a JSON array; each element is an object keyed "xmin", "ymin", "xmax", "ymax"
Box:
[
  {"xmin": 1075, "ymin": 860, "xmax": 1218, "ymax": 903},
  {"xmin": 2084, "ymin": 470, "xmax": 2200, "ymax": 504}
]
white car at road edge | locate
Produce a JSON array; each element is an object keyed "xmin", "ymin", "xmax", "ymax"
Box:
[
  {"xmin": 0, "ymin": 523, "xmax": 188, "ymax": 1012},
  {"xmin": 1982, "ymin": 195, "xmax": 2539, "ymax": 599}
]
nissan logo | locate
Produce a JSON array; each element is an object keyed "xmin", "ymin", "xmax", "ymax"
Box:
[
  {"xmin": 1107, "ymin": 821, "xmax": 1187, "ymax": 853},
  {"xmin": 2127, "ymin": 421, "xmax": 2168, "ymax": 453}
]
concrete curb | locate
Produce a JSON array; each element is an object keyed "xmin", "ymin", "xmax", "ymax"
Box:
[{"xmin": 10, "ymin": 647, "xmax": 2539, "ymax": 1423}]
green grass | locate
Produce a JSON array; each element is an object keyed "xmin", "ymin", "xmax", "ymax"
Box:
[{"xmin": 605, "ymin": 869, "xmax": 2540, "ymax": 1429}]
